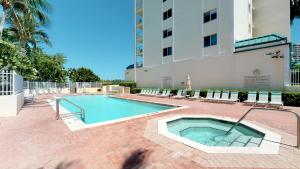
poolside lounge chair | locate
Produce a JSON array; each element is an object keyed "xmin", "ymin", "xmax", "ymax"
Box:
[
  {"xmin": 139, "ymin": 89, "xmax": 147, "ymax": 95},
  {"xmin": 212, "ymin": 90, "xmax": 221, "ymax": 102},
  {"xmin": 228, "ymin": 91, "xmax": 239, "ymax": 103},
  {"xmin": 219, "ymin": 90, "xmax": 230, "ymax": 102},
  {"xmin": 203, "ymin": 90, "xmax": 214, "ymax": 101},
  {"xmin": 158, "ymin": 89, "xmax": 171, "ymax": 98},
  {"xmin": 189, "ymin": 90, "xmax": 201, "ymax": 100},
  {"xmin": 138, "ymin": 89, "xmax": 146, "ymax": 95},
  {"xmin": 269, "ymin": 92, "xmax": 283, "ymax": 108},
  {"xmin": 243, "ymin": 91, "xmax": 257, "ymax": 105},
  {"xmin": 150, "ymin": 88, "xmax": 160, "ymax": 96},
  {"xmin": 256, "ymin": 91, "xmax": 269, "ymax": 105},
  {"xmin": 173, "ymin": 89, "xmax": 186, "ymax": 99},
  {"xmin": 24, "ymin": 90, "xmax": 37, "ymax": 103},
  {"xmin": 145, "ymin": 89, "xmax": 153, "ymax": 96}
]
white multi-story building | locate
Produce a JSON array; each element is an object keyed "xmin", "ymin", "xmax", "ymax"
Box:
[{"xmin": 125, "ymin": 0, "xmax": 291, "ymax": 89}]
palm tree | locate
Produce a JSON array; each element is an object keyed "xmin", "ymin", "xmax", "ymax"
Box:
[
  {"xmin": 0, "ymin": 0, "xmax": 51, "ymax": 42},
  {"xmin": 4, "ymin": 15, "xmax": 51, "ymax": 48},
  {"xmin": 0, "ymin": 0, "xmax": 24, "ymax": 39},
  {"xmin": 291, "ymin": 0, "xmax": 300, "ymax": 23}
]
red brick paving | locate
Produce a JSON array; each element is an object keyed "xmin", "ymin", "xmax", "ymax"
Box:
[{"xmin": 0, "ymin": 94, "xmax": 299, "ymax": 169}]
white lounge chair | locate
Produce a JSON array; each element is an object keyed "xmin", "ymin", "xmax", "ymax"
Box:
[
  {"xmin": 24, "ymin": 90, "xmax": 37, "ymax": 103},
  {"xmin": 269, "ymin": 92, "xmax": 283, "ymax": 108},
  {"xmin": 219, "ymin": 90, "xmax": 230, "ymax": 102},
  {"xmin": 150, "ymin": 88, "xmax": 160, "ymax": 96},
  {"xmin": 138, "ymin": 89, "xmax": 146, "ymax": 95},
  {"xmin": 173, "ymin": 89, "xmax": 186, "ymax": 99},
  {"xmin": 158, "ymin": 90, "xmax": 171, "ymax": 98},
  {"xmin": 243, "ymin": 91, "xmax": 257, "ymax": 105},
  {"xmin": 228, "ymin": 91, "xmax": 239, "ymax": 103},
  {"xmin": 139, "ymin": 89, "xmax": 147, "ymax": 95},
  {"xmin": 145, "ymin": 89, "xmax": 153, "ymax": 96},
  {"xmin": 212, "ymin": 90, "xmax": 221, "ymax": 102},
  {"xmin": 203, "ymin": 90, "xmax": 214, "ymax": 101},
  {"xmin": 256, "ymin": 91, "xmax": 269, "ymax": 105},
  {"xmin": 189, "ymin": 90, "xmax": 201, "ymax": 100}
]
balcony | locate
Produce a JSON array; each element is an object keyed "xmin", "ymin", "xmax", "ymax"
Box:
[
  {"xmin": 136, "ymin": 19, "xmax": 143, "ymax": 29},
  {"xmin": 136, "ymin": 49, "xmax": 143, "ymax": 56},
  {"xmin": 136, "ymin": 36, "xmax": 143, "ymax": 44},
  {"xmin": 136, "ymin": 7, "xmax": 143, "ymax": 16}
]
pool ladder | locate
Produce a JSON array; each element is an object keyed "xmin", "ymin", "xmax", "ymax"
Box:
[
  {"xmin": 225, "ymin": 107, "xmax": 300, "ymax": 149},
  {"xmin": 56, "ymin": 98, "xmax": 86, "ymax": 122}
]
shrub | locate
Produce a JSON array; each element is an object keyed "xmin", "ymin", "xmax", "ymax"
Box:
[
  {"xmin": 131, "ymin": 88, "xmax": 142, "ymax": 94},
  {"xmin": 119, "ymin": 81, "xmax": 137, "ymax": 89},
  {"xmin": 283, "ymin": 92, "xmax": 300, "ymax": 107},
  {"xmin": 0, "ymin": 40, "xmax": 37, "ymax": 80},
  {"xmin": 118, "ymin": 81, "xmax": 137, "ymax": 93}
]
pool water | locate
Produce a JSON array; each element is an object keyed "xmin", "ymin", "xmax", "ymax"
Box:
[
  {"xmin": 167, "ymin": 118, "xmax": 265, "ymax": 147},
  {"xmin": 60, "ymin": 95, "xmax": 175, "ymax": 124}
]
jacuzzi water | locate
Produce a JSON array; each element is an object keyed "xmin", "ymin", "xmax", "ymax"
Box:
[
  {"xmin": 60, "ymin": 95, "xmax": 175, "ymax": 124},
  {"xmin": 167, "ymin": 118, "xmax": 265, "ymax": 147}
]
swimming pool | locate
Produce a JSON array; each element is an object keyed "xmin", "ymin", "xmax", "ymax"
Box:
[
  {"xmin": 60, "ymin": 95, "xmax": 176, "ymax": 124},
  {"xmin": 158, "ymin": 115, "xmax": 281, "ymax": 154},
  {"xmin": 167, "ymin": 118, "xmax": 264, "ymax": 147}
]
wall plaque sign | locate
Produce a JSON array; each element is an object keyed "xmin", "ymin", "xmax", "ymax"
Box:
[{"xmin": 244, "ymin": 69, "xmax": 271, "ymax": 88}]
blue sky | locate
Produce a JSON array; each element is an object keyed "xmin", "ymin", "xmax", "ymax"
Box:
[
  {"xmin": 292, "ymin": 19, "xmax": 300, "ymax": 43},
  {"xmin": 44, "ymin": 0, "xmax": 134, "ymax": 80}
]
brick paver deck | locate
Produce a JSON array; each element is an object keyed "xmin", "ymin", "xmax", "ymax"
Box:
[{"xmin": 0, "ymin": 94, "xmax": 300, "ymax": 169}]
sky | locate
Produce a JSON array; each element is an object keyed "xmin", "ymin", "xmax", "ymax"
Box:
[
  {"xmin": 292, "ymin": 19, "xmax": 300, "ymax": 43},
  {"xmin": 44, "ymin": 0, "xmax": 134, "ymax": 80}
]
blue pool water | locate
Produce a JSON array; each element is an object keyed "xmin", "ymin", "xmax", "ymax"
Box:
[
  {"xmin": 168, "ymin": 118, "xmax": 265, "ymax": 147},
  {"xmin": 60, "ymin": 95, "xmax": 175, "ymax": 124}
]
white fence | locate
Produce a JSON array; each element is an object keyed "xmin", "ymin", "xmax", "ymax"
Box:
[
  {"xmin": 23, "ymin": 81, "xmax": 102, "ymax": 89},
  {"xmin": 0, "ymin": 69, "xmax": 23, "ymax": 95},
  {"xmin": 290, "ymin": 69, "xmax": 300, "ymax": 86},
  {"xmin": 76, "ymin": 82, "xmax": 102, "ymax": 88},
  {"xmin": 23, "ymin": 81, "xmax": 70, "ymax": 89}
]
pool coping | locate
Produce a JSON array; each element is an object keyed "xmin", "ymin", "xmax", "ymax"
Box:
[
  {"xmin": 48, "ymin": 94, "xmax": 188, "ymax": 131},
  {"xmin": 157, "ymin": 115, "xmax": 282, "ymax": 154}
]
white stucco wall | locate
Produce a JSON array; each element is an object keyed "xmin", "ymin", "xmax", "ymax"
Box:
[
  {"xmin": 143, "ymin": 0, "xmax": 162, "ymax": 67},
  {"xmin": 126, "ymin": 45, "xmax": 290, "ymax": 90},
  {"xmin": 0, "ymin": 92, "xmax": 24, "ymax": 117},
  {"xmin": 253, "ymin": 0, "xmax": 291, "ymax": 41},
  {"xmin": 234, "ymin": 0, "xmax": 252, "ymax": 41}
]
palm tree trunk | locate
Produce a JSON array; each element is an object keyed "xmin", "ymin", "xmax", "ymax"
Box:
[{"xmin": 0, "ymin": 7, "xmax": 6, "ymax": 39}]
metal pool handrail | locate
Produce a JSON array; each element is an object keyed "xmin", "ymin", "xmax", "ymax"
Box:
[
  {"xmin": 56, "ymin": 98, "xmax": 85, "ymax": 122},
  {"xmin": 225, "ymin": 107, "xmax": 300, "ymax": 149}
]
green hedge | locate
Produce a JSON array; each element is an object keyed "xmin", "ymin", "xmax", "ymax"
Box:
[
  {"xmin": 0, "ymin": 40, "xmax": 37, "ymax": 80},
  {"xmin": 132, "ymin": 88, "xmax": 300, "ymax": 107}
]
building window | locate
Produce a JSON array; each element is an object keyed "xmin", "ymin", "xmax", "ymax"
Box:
[
  {"xmin": 163, "ymin": 9, "xmax": 172, "ymax": 20},
  {"xmin": 204, "ymin": 34, "xmax": 217, "ymax": 47},
  {"xmin": 163, "ymin": 47, "xmax": 172, "ymax": 57},
  {"xmin": 204, "ymin": 9, "xmax": 217, "ymax": 23},
  {"xmin": 163, "ymin": 28, "xmax": 172, "ymax": 38}
]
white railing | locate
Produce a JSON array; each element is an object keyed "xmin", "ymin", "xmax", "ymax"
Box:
[
  {"xmin": 290, "ymin": 69, "xmax": 300, "ymax": 86},
  {"xmin": 0, "ymin": 69, "xmax": 23, "ymax": 95},
  {"xmin": 23, "ymin": 81, "xmax": 102, "ymax": 89},
  {"xmin": 76, "ymin": 82, "xmax": 102, "ymax": 88},
  {"xmin": 23, "ymin": 81, "xmax": 70, "ymax": 89}
]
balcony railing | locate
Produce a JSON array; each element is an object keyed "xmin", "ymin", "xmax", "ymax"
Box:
[
  {"xmin": 136, "ymin": 36, "xmax": 143, "ymax": 43},
  {"xmin": 136, "ymin": 49, "xmax": 143, "ymax": 56},
  {"xmin": 136, "ymin": 0, "xmax": 143, "ymax": 10}
]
